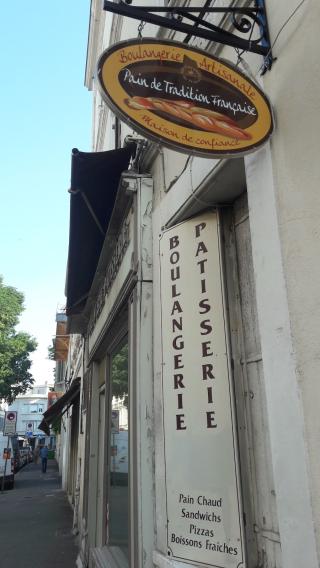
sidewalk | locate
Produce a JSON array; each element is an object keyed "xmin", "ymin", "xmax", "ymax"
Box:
[{"xmin": 0, "ymin": 460, "xmax": 78, "ymax": 567}]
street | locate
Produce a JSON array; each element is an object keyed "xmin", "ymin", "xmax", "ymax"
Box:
[{"xmin": 0, "ymin": 460, "xmax": 78, "ymax": 567}]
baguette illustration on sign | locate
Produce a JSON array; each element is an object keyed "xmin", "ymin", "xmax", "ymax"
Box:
[{"xmin": 97, "ymin": 39, "xmax": 273, "ymax": 158}]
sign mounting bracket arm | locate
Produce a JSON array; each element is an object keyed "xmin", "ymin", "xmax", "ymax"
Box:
[{"xmin": 103, "ymin": 1, "xmax": 273, "ymax": 73}]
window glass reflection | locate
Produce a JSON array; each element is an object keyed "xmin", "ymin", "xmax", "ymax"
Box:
[{"xmin": 108, "ymin": 342, "xmax": 129, "ymax": 556}]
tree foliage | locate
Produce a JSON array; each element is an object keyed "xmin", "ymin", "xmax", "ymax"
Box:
[
  {"xmin": 111, "ymin": 343, "xmax": 128, "ymax": 406},
  {"xmin": 47, "ymin": 344, "xmax": 55, "ymax": 361},
  {"xmin": 0, "ymin": 277, "xmax": 37, "ymax": 403}
]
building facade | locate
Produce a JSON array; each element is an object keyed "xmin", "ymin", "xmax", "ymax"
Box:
[
  {"xmin": 56, "ymin": 2, "xmax": 320, "ymax": 568},
  {"xmin": 8, "ymin": 383, "xmax": 53, "ymax": 446}
]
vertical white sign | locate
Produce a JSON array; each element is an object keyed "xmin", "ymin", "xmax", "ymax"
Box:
[
  {"xmin": 160, "ymin": 212, "xmax": 244, "ymax": 567},
  {"xmin": 3, "ymin": 411, "xmax": 17, "ymax": 436}
]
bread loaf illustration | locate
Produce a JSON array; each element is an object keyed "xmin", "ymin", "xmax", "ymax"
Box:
[{"xmin": 124, "ymin": 96, "xmax": 251, "ymax": 140}]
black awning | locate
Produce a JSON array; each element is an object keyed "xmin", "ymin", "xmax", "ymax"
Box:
[
  {"xmin": 38, "ymin": 379, "xmax": 81, "ymax": 435},
  {"xmin": 65, "ymin": 146, "xmax": 135, "ymax": 316}
]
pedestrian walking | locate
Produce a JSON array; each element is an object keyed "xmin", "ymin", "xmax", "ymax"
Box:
[{"xmin": 40, "ymin": 445, "xmax": 49, "ymax": 473}]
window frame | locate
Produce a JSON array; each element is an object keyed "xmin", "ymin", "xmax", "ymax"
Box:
[
  {"xmin": 88, "ymin": 176, "xmax": 154, "ymax": 568},
  {"xmin": 105, "ymin": 334, "xmax": 130, "ymax": 554}
]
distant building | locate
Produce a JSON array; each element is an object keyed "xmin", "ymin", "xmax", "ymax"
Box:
[
  {"xmin": 0, "ymin": 408, "xmax": 4, "ymax": 433},
  {"xmin": 41, "ymin": 310, "xmax": 72, "ymax": 480},
  {"xmin": 53, "ymin": 311, "xmax": 70, "ymax": 391},
  {"xmin": 7, "ymin": 383, "xmax": 53, "ymax": 445}
]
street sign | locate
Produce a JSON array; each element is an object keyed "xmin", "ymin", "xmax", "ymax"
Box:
[
  {"xmin": 3, "ymin": 411, "xmax": 17, "ymax": 436},
  {"xmin": 3, "ymin": 448, "xmax": 11, "ymax": 459}
]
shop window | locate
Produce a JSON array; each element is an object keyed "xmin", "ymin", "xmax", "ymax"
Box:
[{"xmin": 108, "ymin": 341, "xmax": 129, "ymax": 556}]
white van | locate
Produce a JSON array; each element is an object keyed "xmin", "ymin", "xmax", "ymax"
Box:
[{"xmin": 0, "ymin": 435, "xmax": 15, "ymax": 489}]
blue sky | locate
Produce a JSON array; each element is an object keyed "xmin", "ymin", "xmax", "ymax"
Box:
[{"xmin": 0, "ymin": 2, "xmax": 92, "ymax": 383}]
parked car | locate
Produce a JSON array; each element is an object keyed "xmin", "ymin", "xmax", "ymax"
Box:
[
  {"xmin": 26, "ymin": 445, "xmax": 33, "ymax": 462},
  {"xmin": 19, "ymin": 448, "xmax": 30, "ymax": 467},
  {"xmin": 12, "ymin": 455, "xmax": 20, "ymax": 473},
  {"xmin": 10, "ymin": 436, "xmax": 21, "ymax": 472}
]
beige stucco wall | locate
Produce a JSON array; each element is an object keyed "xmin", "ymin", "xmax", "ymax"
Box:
[{"xmin": 265, "ymin": 0, "xmax": 320, "ymax": 550}]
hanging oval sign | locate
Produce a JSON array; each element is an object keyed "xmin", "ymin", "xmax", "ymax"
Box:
[{"xmin": 97, "ymin": 39, "xmax": 273, "ymax": 158}]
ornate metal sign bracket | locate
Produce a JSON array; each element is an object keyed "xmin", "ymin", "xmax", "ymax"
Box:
[{"xmin": 103, "ymin": 0, "xmax": 273, "ymax": 74}]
